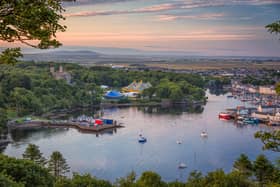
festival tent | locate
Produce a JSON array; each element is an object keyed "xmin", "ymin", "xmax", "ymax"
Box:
[{"xmin": 104, "ymin": 91, "xmax": 123, "ymax": 99}]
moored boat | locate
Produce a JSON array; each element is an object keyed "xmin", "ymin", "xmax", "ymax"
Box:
[
  {"xmin": 243, "ymin": 117, "xmax": 259, "ymax": 125},
  {"xmin": 178, "ymin": 163, "xmax": 187, "ymax": 169},
  {"xmin": 219, "ymin": 112, "xmax": 232, "ymax": 120},
  {"xmin": 200, "ymin": 131, "xmax": 208, "ymax": 137},
  {"xmin": 138, "ymin": 134, "xmax": 147, "ymax": 143}
]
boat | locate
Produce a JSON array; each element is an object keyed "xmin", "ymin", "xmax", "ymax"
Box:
[
  {"xmin": 200, "ymin": 131, "xmax": 208, "ymax": 137},
  {"xmin": 176, "ymin": 140, "xmax": 182, "ymax": 144},
  {"xmin": 227, "ymin": 95, "xmax": 234, "ymax": 98},
  {"xmin": 138, "ymin": 134, "xmax": 147, "ymax": 143},
  {"xmin": 243, "ymin": 117, "xmax": 259, "ymax": 125},
  {"xmin": 178, "ymin": 163, "xmax": 187, "ymax": 169},
  {"xmin": 218, "ymin": 112, "xmax": 232, "ymax": 120}
]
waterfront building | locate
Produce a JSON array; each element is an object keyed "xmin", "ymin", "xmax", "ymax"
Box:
[{"xmin": 259, "ymin": 86, "xmax": 277, "ymax": 95}]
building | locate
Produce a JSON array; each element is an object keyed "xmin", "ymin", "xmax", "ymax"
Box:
[
  {"xmin": 50, "ymin": 65, "xmax": 71, "ymax": 84},
  {"xmin": 259, "ymin": 86, "xmax": 276, "ymax": 95},
  {"xmin": 122, "ymin": 80, "xmax": 152, "ymax": 93}
]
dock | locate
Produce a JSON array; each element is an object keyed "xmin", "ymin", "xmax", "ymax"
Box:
[{"xmin": 8, "ymin": 120, "xmax": 124, "ymax": 133}]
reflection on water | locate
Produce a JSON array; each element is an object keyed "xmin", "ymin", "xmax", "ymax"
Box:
[
  {"xmin": 208, "ymin": 88, "xmax": 228, "ymax": 96},
  {"xmin": 2, "ymin": 92, "xmax": 279, "ymax": 182},
  {"xmin": 138, "ymin": 105, "xmax": 204, "ymax": 115}
]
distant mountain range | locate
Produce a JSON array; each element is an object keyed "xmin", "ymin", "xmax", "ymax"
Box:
[
  {"xmin": 0, "ymin": 46, "xmax": 277, "ymax": 64},
  {"xmin": 22, "ymin": 50, "xmax": 101, "ymax": 63}
]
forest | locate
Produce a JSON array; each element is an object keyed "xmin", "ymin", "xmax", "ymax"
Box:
[{"xmin": 0, "ymin": 61, "xmax": 213, "ymax": 133}]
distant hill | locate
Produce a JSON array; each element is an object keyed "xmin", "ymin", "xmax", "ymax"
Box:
[{"xmin": 22, "ymin": 50, "xmax": 101, "ymax": 63}]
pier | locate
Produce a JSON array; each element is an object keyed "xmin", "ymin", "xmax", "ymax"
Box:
[{"xmin": 8, "ymin": 120, "xmax": 124, "ymax": 133}]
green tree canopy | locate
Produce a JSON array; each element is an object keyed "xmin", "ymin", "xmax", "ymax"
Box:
[
  {"xmin": 255, "ymin": 130, "xmax": 280, "ymax": 152},
  {"xmin": 0, "ymin": 0, "xmax": 74, "ymax": 64},
  {"xmin": 266, "ymin": 20, "xmax": 280, "ymax": 37},
  {"xmin": 253, "ymin": 155, "xmax": 274, "ymax": 186},
  {"xmin": 48, "ymin": 151, "xmax": 70, "ymax": 179},
  {"xmin": 22, "ymin": 144, "xmax": 46, "ymax": 166},
  {"xmin": 233, "ymin": 154, "xmax": 253, "ymax": 177},
  {"xmin": 0, "ymin": 154, "xmax": 54, "ymax": 186}
]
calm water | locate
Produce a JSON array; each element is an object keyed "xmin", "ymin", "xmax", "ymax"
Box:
[{"xmin": 3, "ymin": 92, "xmax": 279, "ymax": 181}]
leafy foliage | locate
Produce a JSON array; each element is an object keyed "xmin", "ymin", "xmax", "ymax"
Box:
[
  {"xmin": 266, "ymin": 20, "xmax": 280, "ymax": 37},
  {"xmin": 22, "ymin": 144, "xmax": 46, "ymax": 166},
  {"xmin": 253, "ymin": 155, "xmax": 275, "ymax": 186},
  {"xmin": 0, "ymin": 0, "xmax": 66, "ymax": 49},
  {"xmin": 0, "ymin": 173, "xmax": 24, "ymax": 187},
  {"xmin": 233, "ymin": 154, "xmax": 253, "ymax": 177},
  {"xmin": 255, "ymin": 130, "xmax": 280, "ymax": 152},
  {"xmin": 0, "ymin": 154, "xmax": 54, "ymax": 186},
  {"xmin": 0, "ymin": 108, "xmax": 7, "ymax": 134},
  {"xmin": 0, "ymin": 48, "xmax": 22, "ymax": 65}
]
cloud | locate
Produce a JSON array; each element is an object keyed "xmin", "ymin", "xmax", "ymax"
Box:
[
  {"xmin": 63, "ymin": 0, "xmax": 139, "ymax": 6},
  {"xmin": 64, "ymin": 0, "xmax": 280, "ymax": 17},
  {"xmin": 158, "ymin": 13, "xmax": 226, "ymax": 21}
]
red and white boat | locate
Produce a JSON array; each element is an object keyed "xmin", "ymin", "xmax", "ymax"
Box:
[{"xmin": 218, "ymin": 112, "xmax": 232, "ymax": 120}]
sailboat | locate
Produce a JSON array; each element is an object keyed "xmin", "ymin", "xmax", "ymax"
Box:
[
  {"xmin": 178, "ymin": 162, "xmax": 187, "ymax": 169},
  {"xmin": 138, "ymin": 134, "xmax": 147, "ymax": 143},
  {"xmin": 200, "ymin": 131, "xmax": 208, "ymax": 137}
]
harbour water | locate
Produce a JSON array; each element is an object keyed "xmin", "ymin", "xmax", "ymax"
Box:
[{"xmin": 3, "ymin": 91, "xmax": 279, "ymax": 181}]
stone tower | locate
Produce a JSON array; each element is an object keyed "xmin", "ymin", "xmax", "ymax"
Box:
[{"xmin": 50, "ymin": 65, "xmax": 55, "ymax": 74}]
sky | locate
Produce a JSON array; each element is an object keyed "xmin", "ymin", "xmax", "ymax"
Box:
[{"xmin": 2, "ymin": 0, "xmax": 280, "ymax": 57}]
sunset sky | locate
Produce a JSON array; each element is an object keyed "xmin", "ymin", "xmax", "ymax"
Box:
[{"xmin": 3, "ymin": 0, "xmax": 280, "ymax": 56}]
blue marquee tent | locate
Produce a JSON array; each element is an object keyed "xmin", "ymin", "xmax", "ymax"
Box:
[{"xmin": 105, "ymin": 91, "xmax": 123, "ymax": 99}]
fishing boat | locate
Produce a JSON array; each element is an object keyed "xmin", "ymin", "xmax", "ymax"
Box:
[
  {"xmin": 200, "ymin": 131, "xmax": 208, "ymax": 137},
  {"xmin": 178, "ymin": 163, "xmax": 187, "ymax": 169},
  {"xmin": 218, "ymin": 112, "xmax": 232, "ymax": 120}
]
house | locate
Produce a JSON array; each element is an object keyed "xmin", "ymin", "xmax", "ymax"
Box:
[{"xmin": 259, "ymin": 86, "xmax": 276, "ymax": 95}]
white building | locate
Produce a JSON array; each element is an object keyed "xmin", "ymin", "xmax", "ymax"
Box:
[{"xmin": 259, "ymin": 86, "xmax": 277, "ymax": 95}]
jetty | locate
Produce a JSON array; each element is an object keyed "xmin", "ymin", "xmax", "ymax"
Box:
[{"xmin": 8, "ymin": 120, "xmax": 124, "ymax": 133}]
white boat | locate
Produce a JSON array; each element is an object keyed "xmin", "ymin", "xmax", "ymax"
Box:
[
  {"xmin": 138, "ymin": 134, "xmax": 147, "ymax": 143},
  {"xmin": 176, "ymin": 140, "xmax": 182, "ymax": 144},
  {"xmin": 200, "ymin": 131, "xmax": 208, "ymax": 137},
  {"xmin": 178, "ymin": 163, "xmax": 187, "ymax": 169}
]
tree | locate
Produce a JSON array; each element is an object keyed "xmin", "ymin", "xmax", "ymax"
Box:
[
  {"xmin": 276, "ymin": 82, "xmax": 280, "ymax": 95},
  {"xmin": 48, "ymin": 151, "xmax": 70, "ymax": 179},
  {"xmin": 253, "ymin": 155, "xmax": 274, "ymax": 186},
  {"xmin": 22, "ymin": 144, "xmax": 46, "ymax": 166},
  {"xmin": 70, "ymin": 173, "xmax": 113, "ymax": 187},
  {"xmin": 0, "ymin": 173, "xmax": 24, "ymax": 187},
  {"xmin": 0, "ymin": 154, "xmax": 54, "ymax": 186},
  {"xmin": 136, "ymin": 171, "xmax": 167, "ymax": 187},
  {"xmin": 185, "ymin": 171, "xmax": 205, "ymax": 187},
  {"xmin": 233, "ymin": 154, "xmax": 253, "ymax": 177},
  {"xmin": 0, "ymin": 0, "xmax": 74, "ymax": 64},
  {"xmin": 255, "ymin": 131, "xmax": 280, "ymax": 152},
  {"xmin": 266, "ymin": 20, "xmax": 280, "ymax": 38},
  {"xmin": 0, "ymin": 108, "xmax": 7, "ymax": 134},
  {"xmin": 115, "ymin": 171, "xmax": 137, "ymax": 187}
]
